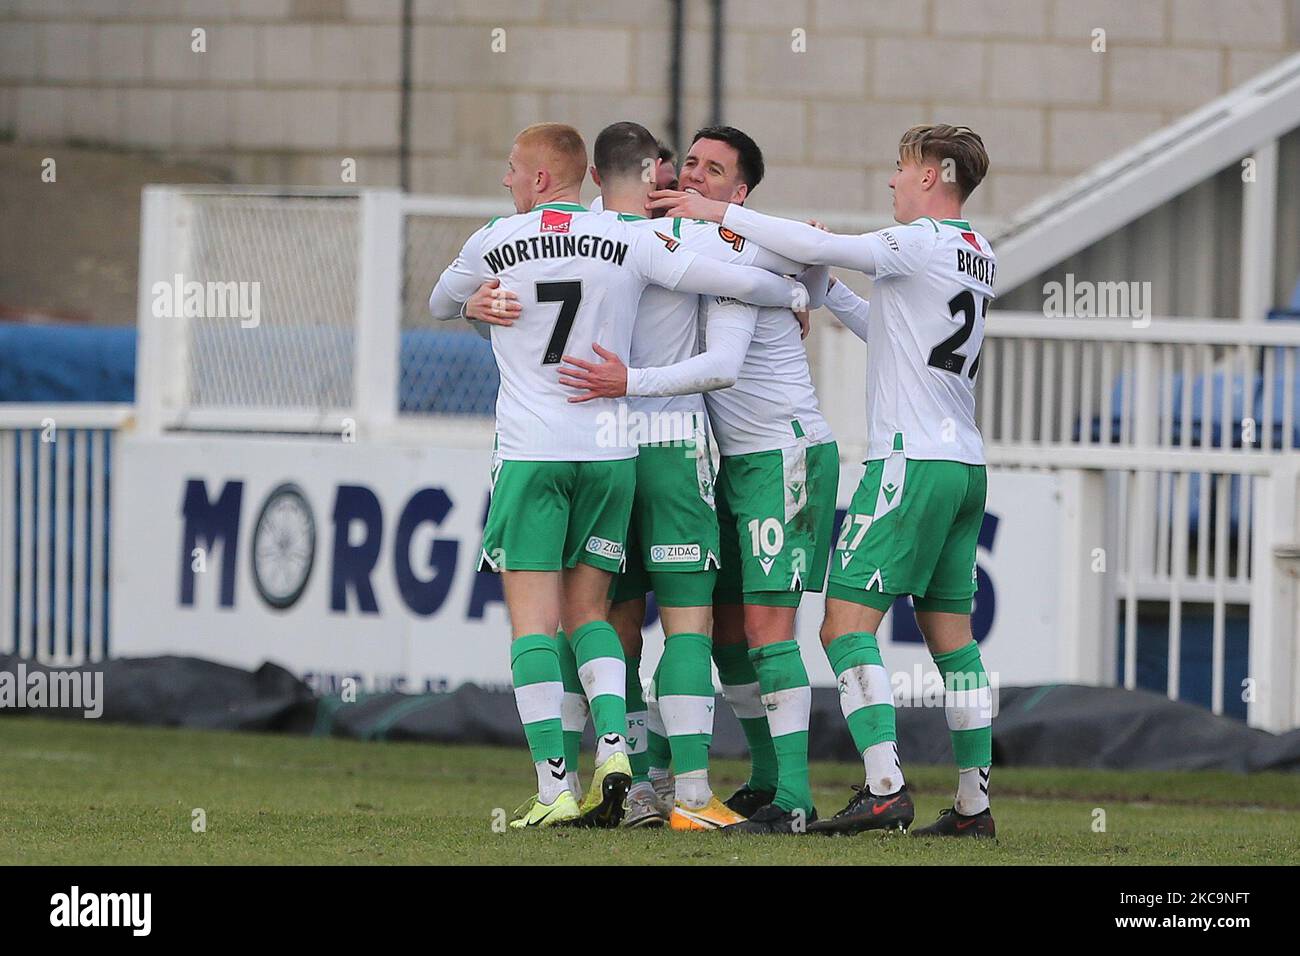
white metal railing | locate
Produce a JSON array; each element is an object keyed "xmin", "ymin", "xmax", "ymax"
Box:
[
  {"xmin": 816, "ymin": 312, "xmax": 1300, "ymax": 464},
  {"xmin": 978, "ymin": 313, "xmax": 1300, "ymax": 453},
  {"xmin": 0, "ymin": 405, "xmax": 131, "ymax": 665},
  {"xmin": 969, "ymin": 314, "xmax": 1300, "ymax": 732}
]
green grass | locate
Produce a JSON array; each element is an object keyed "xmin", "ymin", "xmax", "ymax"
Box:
[{"xmin": 1, "ymin": 717, "xmax": 1296, "ymax": 865}]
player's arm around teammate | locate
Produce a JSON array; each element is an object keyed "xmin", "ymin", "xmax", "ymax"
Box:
[{"xmin": 821, "ymin": 274, "xmax": 872, "ymax": 342}]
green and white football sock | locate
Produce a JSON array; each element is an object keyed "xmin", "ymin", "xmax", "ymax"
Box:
[
  {"xmin": 713, "ymin": 641, "xmax": 778, "ymax": 793},
  {"xmin": 569, "ymin": 620, "xmax": 628, "ymax": 765},
  {"xmin": 826, "ymin": 631, "xmax": 903, "ymax": 796},
  {"xmin": 645, "ymin": 664, "xmax": 672, "ymax": 775},
  {"xmin": 749, "ymin": 640, "xmax": 813, "ymax": 814},
  {"xmin": 624, "ymin": 653, "xmax": 650, "ymax": 785},
  {"xmin": 657, "ymin": 632, "xmax": 715, "ymax": 808},
  {"xmin": 511, "ymin": 633, "xmax": 568, "ymax": 804},
  {"xmin": 556, "ymin": 630, "xmax": 588, "ymax": 795},
  {"xmin": 933, "ymin": 640, "xmax": 993, "ymax": 815},
  {"xmin": 955, "ymin": 766, "xmax": 991, "ymax": 815}
]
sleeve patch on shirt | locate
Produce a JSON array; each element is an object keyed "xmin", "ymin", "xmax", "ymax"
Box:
[{"xmin": 717, "ymin": 226, "xmax": 746, "ymax": 252}]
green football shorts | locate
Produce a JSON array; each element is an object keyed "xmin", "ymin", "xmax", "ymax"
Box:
[
  {"xmin": 714, "ymin": 439, "xmax": 839, "ymax": 608},
  {"xmin": 611, "ymin": 436, "xmax": 720, "ymax": 608},
  {"xmin": 479, "ymin": 456, "xmax": 637, "ymax": 573},
  {"xmin": 828, "ymin": 436, "xmax": 987, "ymax": 614}
]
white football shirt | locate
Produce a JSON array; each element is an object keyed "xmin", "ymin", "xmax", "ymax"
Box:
[
  {"xmin": 620, "ymin": 214, "xmax": 810, "ymax": 446},
  {"xmin": 720, "ymin": 206, "xmax": 996, "ymax": 465},
  {"xmin": 619, "ymin": 213, "xmax": 708, "ymax": 445},
  {"xmin": 431, "ymin": 202, "xmax": 689, "ymax": 461},
  {"xmin": 684, "ymin": 220, "xmax": 832, "ymax": 457},
  {"xmin": 861, "ymin": 217, "xmax": 995, "ymax": 464}
]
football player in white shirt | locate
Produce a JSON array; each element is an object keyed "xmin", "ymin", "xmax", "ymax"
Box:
[
  {"xmin": 583, "ymin": 127, "xmax": 827, "ymax": 833},
  {"xmin": 650, "ymin": 124, "xmax": 998, "ymax": 838},
  {"xmin": 564, "ymin": 127, "xmax": 840, "ymax": 835},
  {"xmin": 480, "ymin": 138, "xmax": 681, "ymax": 827},
  {"xmin": 429, "ymin": 123, "xmax": 809, "ymax": 830}
]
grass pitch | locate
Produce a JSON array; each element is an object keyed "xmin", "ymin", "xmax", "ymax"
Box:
[{"xmin": 1, "ymin": 717, "xmax": 1296, "ymax": 865}]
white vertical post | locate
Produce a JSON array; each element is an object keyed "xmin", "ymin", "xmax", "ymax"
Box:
[
  {"xmin": 0, "ymin": 431, "xmax": 12, "ymax": 654},
  {"xmin": 1132, "ymin": 343, "xmax": 1159, "ymax": 579},
  {"xmin": 71, "ymin": 430, "xmax": 87, "ymax": 666},
  {"xmin": 135, "ymin": 187, "xmax": 188, "ymax": 437},
  {"xmin": 1099, "ymin": 344, "xmax": 1114, "ymax": 444},
  {"xmin": 1248, "ymin": 462, "xmax": 1298, "ymax": 731},
  {"xmin": 1123, "ymin": 469, "xmax": 1140, "ymax": 689},
  {"xmin": 1167, "ymin": 471, "xmax": 1189, "ymax": 700},
  {"xmin": 1020, "ymin": 339, "xmax": 1036, "ymax": 442},
  {"xmin": 1240, "ymin": 139, "xmax": 1278, "ymax": 325},
  {"xmin": 1212, "ymin": 472, "xmax": 1229, "ymax": 714},
  {"xmin": 35, "ymin": 434, "xmax": 50, "ymax": 661},
  {"xmin": 1000, "ymin": 340, "xmax": 1015, "ymax": 442},
  {"xmin": 53, "ymin": 431, "xmax": 67, "ymax": 665},
  {"xmin": 18, "ymin": 430, "xmax": 33, "ymax": 659},
  {"xmin": 1057, "ymin": 469, "xmax": 1109, "ymax": 683},
  {"xmin": 90, "ymin": 430, "xmax": 105, "ymax": 661},
  {"xmin": 353, "ymin": 189, "xmax": 404, "ymax": 440},
  {"xmin": 1099, "ymin": 470, "xmax": 1121, "ymax": 682}
]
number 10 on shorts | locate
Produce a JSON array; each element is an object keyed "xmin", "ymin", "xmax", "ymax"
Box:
[{"xmin": 747, "ymin": 517, "xmax": 784, "ymax": 556}]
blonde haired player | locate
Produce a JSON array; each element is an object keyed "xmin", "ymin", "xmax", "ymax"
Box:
[{"xmin": 650, "ymin": 124, "xmax": 999, "ymax": 838}]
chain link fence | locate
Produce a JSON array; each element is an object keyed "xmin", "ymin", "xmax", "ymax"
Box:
[
  {"xmin": 401, "ymin": 209, "xmax": 499, "ymax": 417},
  {"xmin": 140, "ymin": 189, "xmax": 511, "ymax": 430},
  {"xmin": 184, "ymin": 194, "xmax": 361, "ymax": 412}
]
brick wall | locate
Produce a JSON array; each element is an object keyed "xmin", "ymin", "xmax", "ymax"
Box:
[{"xmin": 1, "ymin": 0, "xmax": 1298, "ymax": 218}]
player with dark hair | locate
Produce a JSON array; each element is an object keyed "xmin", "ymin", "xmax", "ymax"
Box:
[{"xmin": 564, "ymin": 124, "xmax": 839, "ymax": 835}]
